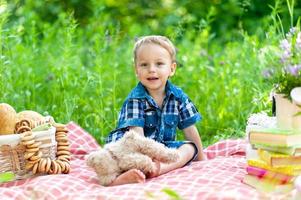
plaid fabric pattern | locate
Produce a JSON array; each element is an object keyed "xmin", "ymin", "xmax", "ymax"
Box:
[
  {"xmin": 0, "ymin": 123, "xmax": 295, "ymax": 199},
  {"xmin": 106, "ymin": 81, "xmax": 201, "ymax": 144},
  {"xmin": 119, "ymin": 99, "xmax": 145, "ymax": 121}
]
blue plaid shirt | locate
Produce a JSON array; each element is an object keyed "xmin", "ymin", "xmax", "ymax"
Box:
[{"xmin": 105, "ymin": 80, "xmax": 202, "ymax": 147}]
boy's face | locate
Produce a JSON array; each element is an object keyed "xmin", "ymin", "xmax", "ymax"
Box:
[{"xmin": 135, "ymin": 43, "xmax": 176, "ymax": 94}]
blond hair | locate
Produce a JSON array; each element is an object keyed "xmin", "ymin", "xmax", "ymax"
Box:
[{"xmin": 133, "ymin": 35, "xmax": 176, "ymax": 64}]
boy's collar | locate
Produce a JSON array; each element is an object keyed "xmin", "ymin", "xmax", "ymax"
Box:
[
  {"xmin": 165, "ymin": 80, "xmax": 181, "ymax": 98},
  {"xmin": 128, "ymin": 80, "xmax": 181, "ymax": 99}
]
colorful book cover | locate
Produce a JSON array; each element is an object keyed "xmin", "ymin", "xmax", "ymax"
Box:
[
  {"xmin": 247, "ymin": 159, "xmax": 301, "ymax": 176},
  {"xmin": 249, "ymin": 128, "xmax": 296, "ymax": 135},
  {"xmin": 246, "ymin": 166, "xmax": 296, "ymax": 184},
  {"xmin": 252, "ymin": 143, "xmax": 301, "ymax": 156},
  {"xmin": 258, "ymin": 149, "xmax": 301, "ymax": 167},
  {"xmin": 242, "ymin": 174, "xmax": 294, "ymax": 193},
  {"xmin": 248, "ymin": 128, "xmax": 301, "ymax": 147}
]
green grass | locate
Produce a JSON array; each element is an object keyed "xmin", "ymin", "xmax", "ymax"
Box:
[{"xmin": 0, "ymin": 5, "xmax": 282, "ymax": 147}]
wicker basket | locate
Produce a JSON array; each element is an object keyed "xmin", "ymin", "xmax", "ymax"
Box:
[{"xmin": 0, "ymin": 127, "xmax": 56, "ymax": 180}]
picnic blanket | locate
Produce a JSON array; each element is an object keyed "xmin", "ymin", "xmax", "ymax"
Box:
[{"xmin": 0, "ymin": 122, "xmax": 296, "ymax": 200}]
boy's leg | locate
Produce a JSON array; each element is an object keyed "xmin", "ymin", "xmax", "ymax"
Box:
[
  {"xmin": 148, "ymin": 143, "xmax": 195, "ymax": 178},
  {"xmin": 109, "ymin": 169, "xmax": 146, "ymax": 186},
  {"xmin": 109, "ymin": 153, "xmax": 156, "ymax": 186},
  {"xmin": 109, "ymin": 144, "xmax": 195, "ymax": 185}
]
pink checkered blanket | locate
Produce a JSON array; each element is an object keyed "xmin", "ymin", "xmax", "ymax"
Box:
[{"xmin": 0, "ymin": 122, "xmax": 294, "ymax": 199}]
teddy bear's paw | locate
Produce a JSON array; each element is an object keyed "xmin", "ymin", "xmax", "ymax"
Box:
[
  {"xmin": 86, "ymin": 152, "xmax": 97, "ymax": 167},
  {"xmin": 141, "ymin": 162, "xmax": 155, "ymax": 174},
  {"xmin": 160, "ymin": 150, "xmax": 179, "ymax": 163}
]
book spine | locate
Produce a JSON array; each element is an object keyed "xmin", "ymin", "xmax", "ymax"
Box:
[
  {"xmin": 242, "ymin": 174, "xmax": 294, "ymax": 193},
  {"xmin": 247, "ymin": 159, "xmax": 301, "ymax": 176},
  {"xmin": 257, "ymin": 149, "xmax": 272, "ymax": 166},
  {"xmin": 258, "ymin": 149, "xmax": 301, "ymax": 167},
  {"xmin": 249, "ymin": 132, "xmax": 287, "ymax": 146},
  {"xmin": 252, "ymin": 144, "xmax": 295, "ymax": 155},
  {"xmin": 246, "ymin": 166, "xmax": 295, "ymax": 184}
]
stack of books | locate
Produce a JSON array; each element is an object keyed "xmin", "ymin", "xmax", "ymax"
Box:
[{"xmin": 243, "ymin": 127, "xmax": 301, "ymax": 193}]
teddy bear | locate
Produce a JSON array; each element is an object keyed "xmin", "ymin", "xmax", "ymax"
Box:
[{"xmin": 86, "ymin": 130, "xmax": 179, "ymax": 186}]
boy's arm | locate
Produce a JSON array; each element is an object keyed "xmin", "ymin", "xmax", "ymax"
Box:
[
  {"xmin": 129, "ymin": 126, "xmax": 144, "ymax": 136},
  {"xmin": 183, "ymin": 125, "xmax": 207, "ymax": 161}
]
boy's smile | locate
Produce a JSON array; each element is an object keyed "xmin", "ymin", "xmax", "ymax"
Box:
[
  {"xmin": 135, "ymin": 43, "xmax": 176, "ymax": 96},
  {"xmin": 147, "ymin": 77, "xmax": 159, "ymax": 80},
  {"xmin": 146, "ymin": 77, "xmax": 159, "ymax": 83}
]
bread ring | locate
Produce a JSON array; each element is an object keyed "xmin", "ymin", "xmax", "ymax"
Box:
[
  {"xmin": 58, "ymin": 155, "xmax": 70, "ymax": 161},
  {"xmin": 29, "ymin": 151, "xmax": 42, "ymax": 161},
  {"xmin": 56, "ymin": 137, "xmax": 68, "ymax": 143},
  {"xmin": 21, "ymin": 134, "xmax": 35, "ymax": 141},
  {"xmin": 15, "ymin": 119, "xmax": 33, "ymax": 131},
  {"xmin": 45, "ymin": 158, "xmax": 51, "ymax": 173},
  {"xmin": 54, "ymin": 124, "xmax": 68, "ymax": 131},
  {"xmin": 49, "ymin": 160, "xmax": 58, "ymax": 174},
  {"xmin": 55, "ymin": 135, "xmax": 67, "ymax": 139},
  {"xmin": 59, "ymin": 158, "xmax": 70, "ymax": 164},
  {"xmin": 55, "ymin": 133, "xmax": 67, "ymax": 137},
  {"xmin": 26, "ymin": 147, "xmax": 39, "ymax": 153},
  {"xmin": 52, "ymin": 161, "xmax": 60, "ymax": 174},
  {"xmin": 16, "ymin": 126, "xmax": 31, "ymax": 133},
  {"xmin": 20, "ymin": 131, "xmax": 32, "ymax": 137},
  {"xmin": 32, "ymin": 162, "xmax": 39, "ymax": 174},
  {"xmin": 22, "ymin": 140, "xmax": 35, "ymax": 146},
  {"xmin": 57, "ymin": 141, "xmax": 69, "ymax": 146},
  {"xmin": 56, "ymin": 163, "xmax": 62, "ymax": 174},
  {"xmin": 20, "ymin": 119, "xmax": 33, "ymax": 128},
  {"xmin": 55, "ymin": 130, "xmax": 67, "ymax": 134},
  {"xmin": 38, "ymin": 158, "xmax": 47, "ymax": 173},
  {"xmin": 56, "ymin": 129, "xmax": 68, "ymax": 133},
  {"xmin": 55, "ymin": 159, "xmax": 66, "ymax": 172},
  {"xmin": 25, "ymin": 162, "xmax": 35, "ymax": 170},
  {"xmin": 24, "ymin": 151, "xmax": 36, "ymax": 160},
  {"xmin": 57, "ymin": 146, "xmax": 70, "ymax": 151},
  {"xmin": 63, "ymin": 163, "xmax": 70, "ymax": 174},
  {"xmin": 56, "ymin": 150, "xmax": 70, "ymax": 156},
  {"xmin": 55, "ymin": 131, "xmax": 67, "ymax": 136},
  {"xmin": 55, "ymin": 134, "xmax": 68, "ymax": 139},
  {"xmin": 27, "ymin": 141, "xmax": 42, "ymax": 149},
  {"xmin": 27, "ymin": 158, "xmax": 40, "ymax": 164}
]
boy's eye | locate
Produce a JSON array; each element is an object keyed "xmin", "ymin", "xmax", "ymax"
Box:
[
  {"xmin": 157, "ymin": 62, "xmax": 164, "ymax": 66},
  {"xmin": 140, "ymin": 63, "xmax": 147, "ymax": 67}
]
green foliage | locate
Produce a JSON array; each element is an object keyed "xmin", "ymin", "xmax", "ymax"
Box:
[
  {"xmin": 259, "ymin": 1, "xmax": 301, "ymax": 99},
  {"xmin": 145, "ymin": 187, "xmax": 183, "ymax": 200},
  {"xmin": 7, "ymin": 0, "xmax": 301, "ymax": 40},
  {"xmin": 0, "ymin": 172, "xmax": 15, "ymax": 183},
  {"xmin": 161, "ymin": 188, "xmax": 182, "ymax": 200},
  {"xmin": 1, "ymin": 1, "xmax": 299, "ymax": 145}
]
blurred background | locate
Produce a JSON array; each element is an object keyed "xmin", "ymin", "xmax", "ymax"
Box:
[{"xmin": 1, "ymin": 0, "xmax": 300, "ymax": 145}]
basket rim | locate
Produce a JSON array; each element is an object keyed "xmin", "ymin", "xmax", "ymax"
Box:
[{"xmin": 0, "ymin": 126, "xmax": 56, "ymax": 146}]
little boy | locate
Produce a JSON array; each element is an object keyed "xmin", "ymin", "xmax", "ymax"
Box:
[{"xmin": 105, "ymin": 35, "xmax": 207, "ymax": 186}]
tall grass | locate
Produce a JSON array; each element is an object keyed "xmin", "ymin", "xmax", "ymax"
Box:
[{"xmin": 0, "ymin": 1, "xmax": 291, "ymax": 146}]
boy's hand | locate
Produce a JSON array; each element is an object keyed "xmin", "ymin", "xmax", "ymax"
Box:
[
  {"xmin": 147, "ymin": 160, "xmax": 161, "ymax": 178},
  {"xmin": 197, "ymin": 152, "xmax": 208, "ymax": 161}
]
